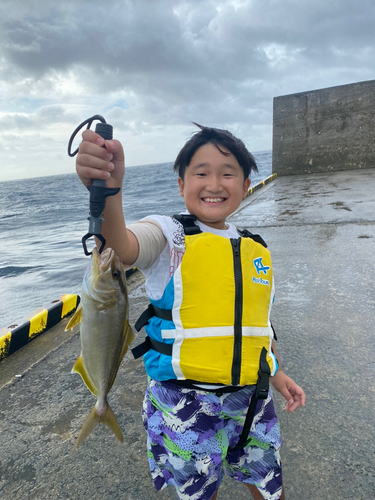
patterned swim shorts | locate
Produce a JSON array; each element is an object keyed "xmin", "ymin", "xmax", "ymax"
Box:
[{"xmin": 142, "ymin": 378, "xmax": 282, "ymax": 500}]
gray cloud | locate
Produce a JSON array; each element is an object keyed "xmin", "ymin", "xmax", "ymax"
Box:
[
  {"xmin": 0, "ymin": 0, "xmax": 374, "ymax": 179},
  {"xmin": 0, "ymin": 106, "xmax": 78, "ymax": 131},
  {"xmin": 3, "ymin": 0, "xmax": 374, "ymax": 86}
]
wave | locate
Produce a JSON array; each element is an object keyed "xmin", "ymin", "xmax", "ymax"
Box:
[
  {"xmin": 0, "ymin": 214, "xmax": 19, "ymax": 220},
  {"xmin": 0, "ymin": 266, "xmax": 42, "ymax": 278}
]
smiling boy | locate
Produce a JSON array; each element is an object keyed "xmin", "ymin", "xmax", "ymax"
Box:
[
  {"xmin": 76, "ymin": 124, "xmax": 305, "ymax": 500},
  {"xmin": 177, "ymin": 142, "xmax": 250, "ymax": 229}
]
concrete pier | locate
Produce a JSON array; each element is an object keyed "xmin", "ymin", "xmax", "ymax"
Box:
[
  {"xmin": 1, "ymin": 168, "xmax": 374, "ymax": 499},
  {"xmin": 273, "ymin": 80, "xmax": 375, "ymax": 176}
]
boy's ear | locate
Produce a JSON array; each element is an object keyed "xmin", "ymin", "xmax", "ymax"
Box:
[
  {"xmin": 178, "ymin": 177, "xmax": 184, "ymax": 198},
  {"xmin": 242, "ymin": 178, "xmax": 251, "ymax": 197}
]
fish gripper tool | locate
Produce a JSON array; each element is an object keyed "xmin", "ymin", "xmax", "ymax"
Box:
[{"xmin": 68, "ymin": 115, "xmax": 120, "ymax": 256}]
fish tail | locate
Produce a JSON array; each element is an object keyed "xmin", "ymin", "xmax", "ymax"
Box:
[
  {"xmin": 75, "ymin": 403, "xmax": 123, "ymax": 449},
  {"xmin": 100, "ymin": 404, "xmax": 124, "ymax": 443}
]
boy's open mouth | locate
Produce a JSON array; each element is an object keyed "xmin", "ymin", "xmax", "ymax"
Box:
[{"xmin": 202, "ymin": 197, "xmax": 226, "ymax": 203}]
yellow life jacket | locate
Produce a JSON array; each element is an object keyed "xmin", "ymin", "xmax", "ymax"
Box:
[{"xmin": 133, "ymin": 214, "xmax": 277, "ymax": 387}]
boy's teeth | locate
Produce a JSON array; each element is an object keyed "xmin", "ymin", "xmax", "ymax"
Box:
[{"xmin": 203, "ymin": 198, "xmax": 224, "ymax": 202}]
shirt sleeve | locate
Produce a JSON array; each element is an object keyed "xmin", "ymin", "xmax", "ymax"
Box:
[{"xmin": 127, "ymin": 219, "xmax": 167, "ymax": 270}]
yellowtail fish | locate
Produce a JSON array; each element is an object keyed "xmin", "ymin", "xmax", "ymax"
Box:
[{"xmin": 66, "ymin": 247, "xmax": 134, "ymax": 448}]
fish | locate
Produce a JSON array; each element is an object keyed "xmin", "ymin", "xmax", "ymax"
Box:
[{"xmin": 65, "ymin": 247, "xmax": 134, "ymax": 448}]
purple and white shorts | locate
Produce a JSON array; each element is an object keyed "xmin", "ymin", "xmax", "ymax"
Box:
[{"xmin": 142, "ymin": 378, "xmax": 283, "ymax": 500}]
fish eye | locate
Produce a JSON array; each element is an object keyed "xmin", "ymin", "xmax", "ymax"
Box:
[{"xmin": 112, "ymin": 270, "xmax": 119, "ymax": 280}]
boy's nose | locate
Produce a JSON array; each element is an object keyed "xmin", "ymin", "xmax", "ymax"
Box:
[{"xmin": 206, "ymin": 176, "xmax": 223, "ymax": 192}]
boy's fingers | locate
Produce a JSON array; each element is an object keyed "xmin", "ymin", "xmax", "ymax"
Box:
[
  {"xmin": 280, "ymin": 386, "xmax": 304, "ymax": 411},
  {"xmin": 77, "ymin": 152, "xmax": 113, "ymax": 173},
  {"xmin": 78, "ymin": 141, "xmax": 113, "ymax": 162},
  {"xmin": 78, "ymin": 166, "xmax": 110, "ymax": 182},
  {"xmin": 286, "ymin": 390, "xmax": 306, "ymax": 412},
  {"xmin": 76, "ymin": 132, "xmax": 125, "ymax": 189},
  {"xmin": 299, "ymin": 390, "xmax": 306, "ymax": 407},
  {"xmin": 290, "ymin": 385, "xmax": 306, "ymax": 406},
  {"xmin": 279, "ymin": 386, "xmax": 293, "ymax": 403},
  {"xmin": 286, "ymin": 401, "xmax": 299, "ymax": 412},
  {"xmin": 104, "ymin": 139, "xmax": 125, "ymax": 163},
  {"xmin": 81, "ymin": 128, "xmax": 104, "ymax": 144},
  {"xmin": 79, "ymin": 136, "xmax": 124, "ymax": 163}
]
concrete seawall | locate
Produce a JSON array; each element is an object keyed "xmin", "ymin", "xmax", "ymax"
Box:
[
  {"xmin": 0, "ymin": 168, "xmax": 374, "ymax": 499},
  {"xmin": 273, "ymin": 79, "xmax": 375, "ymax": 175}
]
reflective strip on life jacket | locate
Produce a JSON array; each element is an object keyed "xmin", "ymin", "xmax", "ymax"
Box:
[{"xmin": 161, "ymin": 326, "xmax": 271, "ymax": 339}]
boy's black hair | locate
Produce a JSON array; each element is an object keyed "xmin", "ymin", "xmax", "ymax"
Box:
[{"xmin": 173, "ymin": 123, "xmax": 258, "ymax": 179}]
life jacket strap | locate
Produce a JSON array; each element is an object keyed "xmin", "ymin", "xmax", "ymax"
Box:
[
  {"xmin": 162, "ymin": 379, "xmax": 246, "ymax": 393},
  {"xmin": 172, "ymin": 214, "xmax": 268, "ymax": 247},
  {"xmin": 134, "ymin": 303, "xmax": 172, "ymax": 332},
  {"xmin": 172, "ymin": 213, "xmax": 202, "ymax": 235},
  {"xmin": 229, "ymin": 347, "xmax": 271, "ymax": 452},
  {"xmin": 236, "ymin": 228, "xmax": 268, "ymax": 248},
  {"xmin": 131, "ymin": 336, "xmax": 173, "ymax": 359}
]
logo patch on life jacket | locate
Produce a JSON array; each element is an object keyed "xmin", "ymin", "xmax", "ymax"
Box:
[
  {"xmin": 253, "ymin": 257, "xmax": 270, "ymax": 285},
  {"xmin": 253, "ymin": 257, "xmax": 270, "ymax": 275}
]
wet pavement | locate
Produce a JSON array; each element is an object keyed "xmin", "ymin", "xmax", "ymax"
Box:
[
  {"xmin": 230, "ymin": 168, "xmax": 375, "ymax": 499},
  {"xmin": 0, "ymin": 168, "xmax": 374, "ymax": 499}
]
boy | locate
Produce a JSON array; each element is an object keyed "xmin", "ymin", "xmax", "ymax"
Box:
[{"xmin": 76, "ymin": 124, "xmax": 305, "ymax": 500}]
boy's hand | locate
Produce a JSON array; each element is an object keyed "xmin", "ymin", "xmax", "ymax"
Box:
[
  {"xmin": 270, "ymin": 371, "xmax": 306, "ymax": 412},
  {"xmin": 76, "ymin": 129, "xmax": 125, "ymax": 189}
]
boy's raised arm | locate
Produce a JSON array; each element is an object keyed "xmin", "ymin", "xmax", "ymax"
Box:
[{"xmin": 76, "ymin": 129, "xmax": 139, "ymax": 266}]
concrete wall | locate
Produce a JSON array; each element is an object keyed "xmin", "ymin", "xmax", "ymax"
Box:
[{"xmin": 272, "ymin": 79, "xmax": 375, "ymax": 175}]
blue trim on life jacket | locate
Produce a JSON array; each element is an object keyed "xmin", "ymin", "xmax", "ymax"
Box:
[
  {"xmin": 143, "ymin": 277, "xmax": 176, "ymax": 380},
  {"xmin": 270, "ymin": 353, "xmax": 278, "ymax": 375}
]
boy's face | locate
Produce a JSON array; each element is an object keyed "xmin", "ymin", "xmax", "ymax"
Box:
[{"xmin": 178, "ymin": 143, "xmax": 250, "ymax": 230}]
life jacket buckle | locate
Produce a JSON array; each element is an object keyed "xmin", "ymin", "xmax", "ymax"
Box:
[
  {"xmin": 255, "ymin": 384, "xmax": 269, "ymax": 400},
  {"xmin": 255, "ymin": 368, "xmax": 270, "ymax": 400}
]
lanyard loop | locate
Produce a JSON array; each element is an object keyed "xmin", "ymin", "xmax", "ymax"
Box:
[{"xmin": 67, "ymin": 115, "xmax": 107, "ymax": 157}]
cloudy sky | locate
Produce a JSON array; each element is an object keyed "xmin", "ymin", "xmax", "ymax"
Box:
[{"xmin": 0, "ymin": 0, "xmax": 374, "ymax": 181}]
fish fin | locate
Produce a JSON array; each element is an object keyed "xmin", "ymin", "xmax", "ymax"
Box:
[
  {"xmin": 75, "ymin": 403, "xmax": 123, "ymax": 449},
  {"xmin": 71, "ymin": 356, "xmax": 98, "ymax": 397},
  {"xmin": 101, "ymin": 404, "xmax": 123, "ymax": 443},
  {"xmin": 65, "ymin": 304, "xmax": 83, "ymax": 331},
  {"xmin": 75, "ymin": 406, "xmax": 100, "ymax": 448},
  {"xmin": 121, "ymin": 322, "xmax": 135, "ymax": 357}
]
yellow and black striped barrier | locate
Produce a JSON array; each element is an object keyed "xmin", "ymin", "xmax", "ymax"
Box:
[
  {"xmin": 125, "ymin": 267, "xmax": 137, "ymax": 278},
  {"xmin": 245, "ymin": 173, "xmax": 277, "ymax": 198},
  {"xmin": 0, "ymin": 294, "xmax": 80, "ymax": 361}
]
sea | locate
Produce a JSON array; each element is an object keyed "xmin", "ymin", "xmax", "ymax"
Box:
[{"xmin": 0, "ymin": 151, "xmax": 272, "ymax": 328}]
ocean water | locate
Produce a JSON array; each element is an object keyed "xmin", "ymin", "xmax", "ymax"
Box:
[{"xmin": 0, "ymin": 151, "xmax": 271, "ymax": 328}]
